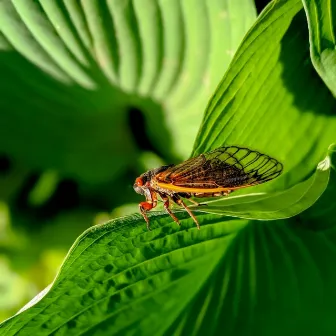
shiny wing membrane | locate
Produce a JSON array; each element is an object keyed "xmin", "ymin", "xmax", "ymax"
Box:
[{"xmin": 155, "ymin": 146, "xmax": 283, "ymax": 189}]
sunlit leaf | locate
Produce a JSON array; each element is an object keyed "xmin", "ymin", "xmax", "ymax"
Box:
[
  {"xmin": 193, "ymin": 0, "xmax": 336, "ymax": 190},
  {"xmin": 0, "ymin": 0, "xmax": 256, "ymax": 183}
]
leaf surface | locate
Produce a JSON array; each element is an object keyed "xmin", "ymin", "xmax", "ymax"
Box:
[
  {"xmin": 192, "ymin": 0, "xmax": 336, "ymax": 190},
  {"xmin": 0, "ymin": 0, "xmax": 256, "ymax": 182}
]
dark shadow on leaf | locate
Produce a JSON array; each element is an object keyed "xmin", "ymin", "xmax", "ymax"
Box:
[{"xmin": 0, "ymin": 49, "xmax": 176, "ymax": 184}]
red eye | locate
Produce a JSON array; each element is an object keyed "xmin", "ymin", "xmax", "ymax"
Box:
[{"xmin": 135, "ymin": 177, "xmax": 143, "ymax": 186}]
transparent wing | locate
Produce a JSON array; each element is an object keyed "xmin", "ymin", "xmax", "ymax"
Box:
[{"xmin": 155, "ymin": 146, "xmax": 283, "ymax": 189}]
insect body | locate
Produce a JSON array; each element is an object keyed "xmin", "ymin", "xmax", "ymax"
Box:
[{"xmin": 134, "ymin": 146, "xmax": 283, "ymax": 230}]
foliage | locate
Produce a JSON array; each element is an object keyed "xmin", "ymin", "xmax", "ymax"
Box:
[{"xmin": 0, "ymin": 0, "xmax": 336, "ymax": 335}]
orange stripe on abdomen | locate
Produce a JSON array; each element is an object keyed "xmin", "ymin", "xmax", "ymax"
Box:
[{"xmin": 155, "ymin": 181, "xmax": 253, "ymax": 193}]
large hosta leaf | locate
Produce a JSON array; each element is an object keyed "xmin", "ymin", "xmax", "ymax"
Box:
[
  {"xmin": 0, "ymin": 0, "xmax": 256, "ymax": 183},
  {"xmin": 0, "ymin": 148, "xmax": 335, "ymax": 335},
  {"xmin": 0, "ymin": 213, "xmax": 248, "ymax": 335},
  {"xmin": 192, "ymin": 0, "xmax": 336, "ymax": 190}
]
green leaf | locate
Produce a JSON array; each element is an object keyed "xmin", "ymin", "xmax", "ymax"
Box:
[
  {"xmin": 192, "ymin": 0, "xmax": 336, "ymax": 190},
  {"xmin": 2, "ymin": 1, "xmax": 336, "ymax": 334},
  {"xmin": 302, "ymin": 0, "xmax": 336, "ymax": 95},
  {"xmin": 0, "ymin": 0, "xmax": 256, "ymax": 183},
  {"xmin": 1, "ymin": 215, "xmax": 335, "ymax": 335},
  {"xmin": 1, "ymin": 146, "xmax": 335, "ymax": 335},
  {"xmin": 0, "ymin": 213, "xmax": 250, "ymax": 335},
  {"xmin": 192, "ymin": 145, "xmax": 332, "ymax": 219}
]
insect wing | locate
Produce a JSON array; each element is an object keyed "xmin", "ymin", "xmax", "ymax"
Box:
[
  {"xmin": 155, "ymin": 146, "xmax": 283, "ymax": 189},
  {"xmin": 155, "ymin": 155, "xmax": 206, "ymax": 182}
]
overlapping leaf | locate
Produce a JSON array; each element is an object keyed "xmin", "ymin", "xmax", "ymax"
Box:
[
  {"xmin": 0, "ymin": 0, "xmax": 256, "ymax": 182},
  {"xmin": 192, "ymin": 146, "xmax": 332, "ymax": 219},
  {"xmin": 192, "ymin": 0, "xmax": 336, "ymax": 191}
]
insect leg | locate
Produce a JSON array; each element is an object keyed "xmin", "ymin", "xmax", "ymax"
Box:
[
  {"xmin": 139, "ymin": 191, "xmax": 158, "ymax": 231},
  {"xmin": 188, "ymin": 198, "xmax": 208, "ymax": 207},
  {"xmin": 178, "ymin": 193, "xmax": 207, "ymax": 207},
  {"xmin": 139, "ymin": 202, "xmax": 153, "ymax": 230},
  {"xmin": 159, "ymin": 193, "xmax": 181, "ymax": 226},
  {"xmin": 188, "ymin": 198, "xmax": 201, "ymax": 206},
  {"xmin": 172, "ymin": 195, "xmax": 200, "ymax": 230}
]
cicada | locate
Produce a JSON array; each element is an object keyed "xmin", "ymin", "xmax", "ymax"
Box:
[{"xmin": 134, "ymin": 146, "xmax": 283, "ymax": 230}]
